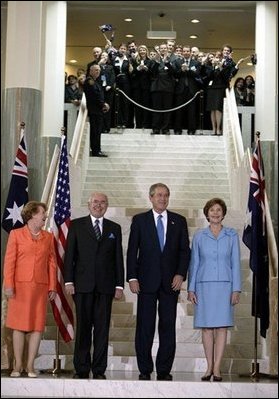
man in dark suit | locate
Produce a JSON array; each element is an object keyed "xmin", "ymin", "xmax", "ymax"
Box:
[
  {"xmin": 83, "ymin": 64, "xmax": 109, "ymax": 157},
  {"xmin": 64, "ymin": 192, "xmax": 124, "ymax": 379},
  {"xmin": 126, "ymin": 183, "xmax": 190, "ymax": 381}
]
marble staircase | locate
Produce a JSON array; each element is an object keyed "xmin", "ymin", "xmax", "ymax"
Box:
[{"xmin": 34, "ymin": 129, "xmax": 261, "ymax": 375}]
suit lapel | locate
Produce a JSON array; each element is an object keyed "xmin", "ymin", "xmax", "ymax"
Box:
[
  {"xmin": 147, "ymin": 210, "xmax": 162, "ymax": 251},
  {"xmin": 165, "ymin": 211, "xmax": 176, "ymax": 247},
  {"xmin": 85, "ymin": 215, "xmax": 98, "ymax": 240}
]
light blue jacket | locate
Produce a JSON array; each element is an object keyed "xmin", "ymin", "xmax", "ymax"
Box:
[{"xmin": 187, "ymin": 226, "xmax": 242, "ymax": 292}]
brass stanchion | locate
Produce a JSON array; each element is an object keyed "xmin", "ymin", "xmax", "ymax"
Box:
[
  {"xmin": 41, "ymin": 327, "xmax": 73, "ymax": 376},
  {"xmin": 239, "ymin": 275, "xmax": 277, "ymax": 381}
]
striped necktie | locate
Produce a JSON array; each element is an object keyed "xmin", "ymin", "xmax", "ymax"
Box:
[{"xmin": 94, "ymin": 219, "xmax": 101, "ymax": 240}]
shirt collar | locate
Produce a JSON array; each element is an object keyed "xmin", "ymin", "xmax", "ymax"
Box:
[
  {"xmin": 90, "ymin": 215, "xmax": 104, "ymax": 226},
  {"xmin": 152, "ymin": 209, "xmax": 167, "ymax": 220}
]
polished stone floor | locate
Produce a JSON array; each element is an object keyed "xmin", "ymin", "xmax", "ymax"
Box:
[{"xmin": 1, "ymin": 370, "xmax": 278, "ymax": 398}]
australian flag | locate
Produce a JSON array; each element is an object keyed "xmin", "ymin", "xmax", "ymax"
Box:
[
  {"xmin": 2, "ymin": 127, "xmax": 28, "ymax": 233},
  {"xmin": 242, "ymin": 138, "xmax": 269, "ymax": 338},
  {"xmin": 99, "ymin": 24, "xmax": 113, "ymax": 33}
]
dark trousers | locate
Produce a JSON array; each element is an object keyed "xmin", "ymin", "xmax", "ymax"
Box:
[
  {"xmin": 174, "ymin": 89, "xmax": 199, "ymax": 131},
  {"xmin": 73, "ymin": 291, "xmax": 113, "ymax": 375},
  {"xmin": 135, "ymin": 288, "xmax": 178, "ymax": 375},
  {"xmin": 88, "ymin": 113, "xmax": 103, "ymax": 154},
  {"xmin": 151, "ymin": 92, "xmax": 173, "ymax": 131}
]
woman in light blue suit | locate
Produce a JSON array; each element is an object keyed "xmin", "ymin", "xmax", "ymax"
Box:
[{"xmin": 187, "ymin": 198, "xmax": 241, "ymax": 382}]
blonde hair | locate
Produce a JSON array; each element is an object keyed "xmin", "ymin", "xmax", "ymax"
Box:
[{"xmin": 21, "ymin": 201, "xmax": 47, "ymax": 223}]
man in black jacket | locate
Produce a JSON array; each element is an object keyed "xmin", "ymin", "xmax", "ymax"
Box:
[
  {"xmin": 127, "ymin": 183, "xmax": 190, "ymax": 381},
  {"xmin": 83, "ymin": 65, "xmax": 109, "ymax": 157},
  {"xmin": 64, "ymin": 192, "xmax": 124, "ymax": 379}
]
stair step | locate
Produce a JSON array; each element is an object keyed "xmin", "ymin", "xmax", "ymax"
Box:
[{"xmin": 34, "ymin": 354, "xmax": 262, "ymax": 374}]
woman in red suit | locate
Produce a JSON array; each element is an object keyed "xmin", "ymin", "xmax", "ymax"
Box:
[{"xmin": 3, "ymin": 201, "xmax": 57, "ymax": 378}]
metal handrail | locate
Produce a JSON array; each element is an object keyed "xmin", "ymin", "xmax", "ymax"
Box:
[{"xmin": 69, "ymin": 92, "xmax": 88, "ymax": 164}]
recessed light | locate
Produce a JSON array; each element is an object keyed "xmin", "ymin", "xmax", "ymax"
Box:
[
  {"xmin": 125, "ymin": 18, "xmax": 132, "ymax": 22},
  {"xmin": 69, "ymin": 59, "xmax": 77, "ymax": 63},
  {"xmin": 189, "ymin": 35, "xmax": 198, "ymax": 39},
  {"xmin": 246, "ymin": 62, "xmax": 253, "ymax": 66},
  {"xmin": 191, "ymin": 19, "xmax": 200, "ymax": 23},
  {"xmin": 126, "ymin": 34, "xmax": 134, "ymax": 38}
]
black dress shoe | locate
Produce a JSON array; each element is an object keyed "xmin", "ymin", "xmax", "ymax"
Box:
[
  {"xmin": 151, "ymin": 129, "xmax": 160, "ymax": 135},
  {"xmin": 73, "ymin": 373, "xmax": 89, "ymax": 379},
  {"xmin": 93, "ymin": 374, "xmax": 106, "ymax": 380},
  {"xmin": 91, "ymin": 151, "xmax": 108, "ymax": 157},
  {"xmin": 139, "ymin": 373, "xmax": 151, "ymax": 380},
  {"xmin": 213, "ymin": 375, "xmax": 223, "ymax": 381},
  {"xmin": 174, "ymin": 130, "xmax": 182, "ymax": 135},
  {"xmin": 157, "ymin": 373, "xmax": 173, "ymax": 381},
  {"xmin": 187, "ymin": 130, "xmax": 196, "ymax": 135},
  {"xmin": 162, "ymin": 129, "xmax": 170, "ymax": 135},
  {"xmin": 201, "ymin": 373, "xmax": 213, "ymax": 381}
]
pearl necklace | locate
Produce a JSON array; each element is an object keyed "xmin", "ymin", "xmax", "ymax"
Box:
[{"xmin": 28, "ymin": 228, "xmax": 40, "ymax": 236}]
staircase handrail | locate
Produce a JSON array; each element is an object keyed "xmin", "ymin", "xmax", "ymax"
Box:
[
  {"xmin": 225, "ymin": 88, "xmax": 245, "ymax": 167},
  {"xmin": 41, "ymin": 144, "xmax": 60, "ymax": 228},
  {"xmin": 69, "ymin": 92, "xmax": 88, "ymax": 164}
]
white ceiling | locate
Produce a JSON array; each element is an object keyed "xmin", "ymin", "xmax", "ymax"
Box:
[{"xmin": 66, "ymin": 1, "xmax": 256, "ymax": 68}]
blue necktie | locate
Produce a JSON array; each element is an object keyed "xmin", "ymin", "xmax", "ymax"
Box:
[
  {"xmin": 94, "ymin": 219, "xmax": 101, "ymax": 240},
  {"xmin": 157, "ymin": 215, "xmax": 164, "ymax": 251}
]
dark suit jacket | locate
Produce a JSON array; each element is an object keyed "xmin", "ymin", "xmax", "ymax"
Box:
[
  {"xmin": 64, "ymin": 216, "xmax": 124, "ymax": 294},
  {"xmin": 126, "ymin": 210, "xmax": 190, "ymax": 293},
  {"xmin": 83, "ymin": 78, "xmax": 105, "ymax": 115}
]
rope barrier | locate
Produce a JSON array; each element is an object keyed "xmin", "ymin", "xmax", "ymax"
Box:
[{"xmin": 116, "ymin": 88, "xmax": 202, "ymax": 113}]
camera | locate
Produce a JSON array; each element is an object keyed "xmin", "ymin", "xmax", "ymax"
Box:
[
  {"xmin": 250, "ymin": 54, "xmax": 257, "ymax": 65},
  {"xmin": 247, "ymin": 83, "xmax": 255, "ymax": 89}
]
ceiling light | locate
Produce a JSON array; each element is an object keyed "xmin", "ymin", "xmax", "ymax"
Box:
[
  {"xmin": 69, "ymin": 59, "xmax": 77, "ymax": 63},
  {"xmin": 189, "ymin": 35, "xmax": 198, "ymax": 39},
  {"xmin": 247, "ymin": 62, "xmax": 253, "ymax": 66},
  {"xmin": 124, "ymin": 18, "xmax": 132, "ymax": 22},
  {"xmin": 126, "ymin": 34, "xmax": 134, "ymax": 38},
  {"xmin": 191, "ymin": 19, "xmax": 200, "ymax": 23}
]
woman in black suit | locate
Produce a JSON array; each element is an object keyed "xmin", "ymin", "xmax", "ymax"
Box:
[
  {"xmin": 64, "ymin": 192, "xmax": 124, "ymax": 379},
  {"xmin": 127, "ymin": 183, "xmax": 190, "ymax": 381}
]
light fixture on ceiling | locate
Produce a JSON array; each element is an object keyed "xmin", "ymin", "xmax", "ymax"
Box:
[
  {"xmin": 124, "ymin": 18, "xmax": 132, "ymax": 22},
  {"xmin": 69, "ymin": 59, "xmax": 77, "ymax": 63},
  {"xmin": 147, "ymin": 14, "xmax": 176, "ymax": 40},
  {"xmin": 191, "ymin": 19, "xmax": 200, "ymax": 23},
  {"xmin": 126, "ymin": 34, "xmax": 134, "ymax": 38},
  {"xmin": 189, "ymin": 35, "xmax": 198, "ymax": 39}
]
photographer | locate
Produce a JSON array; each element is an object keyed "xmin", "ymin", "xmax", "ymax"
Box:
[{"xmin": 244, "ymin": 75, "xmax": 255, "ymax": 106}]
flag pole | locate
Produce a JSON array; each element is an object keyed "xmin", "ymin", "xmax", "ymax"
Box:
[
  {"xmin": 239, "ymin": 132, "xmax": 277, "ymax": 381},
  {"xmin": 41, "ymin": 127, "xmax": 73, "ymax": 376}
]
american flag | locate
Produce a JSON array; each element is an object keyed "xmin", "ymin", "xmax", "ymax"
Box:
[
  {"xmin": 242, "ymin": 137, "xmax": 269, "ymax": 338},
  {"xmin": 51, "ymin": 134, "xmax": 74, "ymax": 342},
  {"xmin": 2, "ymin": 125, "xmax": 28, "ymax": 233}
]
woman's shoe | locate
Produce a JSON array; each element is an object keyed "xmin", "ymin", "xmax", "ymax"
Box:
[
  {"xmin": 27, "ymin": 371, "xmax": 38, "ymax": 378},
  {"xmin": 213, "ymin": 375, "xmax": 223, "ymax": 382},
  {"xmin": 201, "ymin": 372, "xmax": 213, "ymax": 381},
  {"xmin": 10, "ymin": 370, "xmax": 21, "ymax": 377}
]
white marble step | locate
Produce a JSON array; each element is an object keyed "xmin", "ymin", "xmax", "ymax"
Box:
[
  {"xmin": 83, "ymin": 183, "xmax": 230, "ymax": 193},
  {"xmin": 33, "ymin": 354, "xmax": 264, "ymax": 375},
  {"xmin": 80, "ymin": 197, "xmax": 231, "ymax": 208},
  {"xmin": 86, "ymin": 163, "xmax": 228, "ymax": 172},
  {"xmin": 99, "ymin": 148, "xmax": 226, "ymax": 156}
]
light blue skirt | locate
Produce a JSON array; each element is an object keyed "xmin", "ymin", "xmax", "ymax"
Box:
[{"xmin": 194, "ymin": 281, "xmax": 234, "ymax": 328}]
